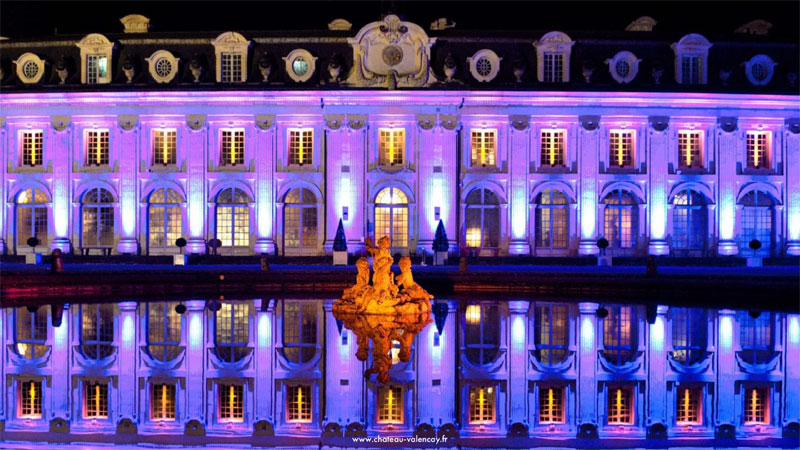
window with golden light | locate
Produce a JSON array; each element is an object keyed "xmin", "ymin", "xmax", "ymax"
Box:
[
  {"xmin": 19, "ymin": 380, "xmax": 42, "ymax": 419},
  {"xmin": 678, "ymin": 130, "xmax": 703, "ymax": 169},
  {"xmin": 378, "ymin": 386, "xmax": 403, "ymax": 424},
  {"xmin": 540, "ymin": 129, "xmax": 565, "ymax": 167},
  {"xmin": 607, "ymin": 386, "xmax": 633, "ymax": 425},
  {"xmin": 379, "ymin": 129, "xmax": 405, "ymax": 166},
  {"xmin": 21, "ymin": 130, "xmax": 43, "ymax": 167},
  {"xmin": 85, "ymin": 130, "xmax": 110, "ymax": 166},
  {"xmin": 746, "ymin": 131, "xmax": 771, "ymax": 169},
  {"xmin": 608, "ymin": 130, "xmax": 634, "ymax": 168},
  {"xmin": 218, "ymin": 384, "xmax": 244, "ymax": 422},
  {"xmin": 153, "ymin": 129, "xmax": 177, "ymax": 165},
  {"xmin": 288, "ymin": 128, "xmax": 313, "ymax": 166},
  {"xmin": 470, "ymin": 129, "xmax": 497, "ymax": 167},
  {"xmin": 286, "ymin": 385, "xmax": 312, "ymax": 423},
  {"xmin": 468, "ymin": 386, "xmax": 495, "ymax": 424},
  {"xmin": 220, "ymin": 129, "xmax": 245, "ymax": 166}
]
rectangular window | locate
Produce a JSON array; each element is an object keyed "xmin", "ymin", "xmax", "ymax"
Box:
[
  {"xmin": 84, "ymin": 382, "xmax": 108, "ymax": 419},
  {"xmin": 470, "ymin": 129, "xmax": 497, "ymax": 167},
  {"xmin": 609, "ymin": 130, "xmax": 634, "ymax": 168},
  {"xmin": 151, "ymin": 383, "xmax": 176, "ymax": 421},
  {"xmin": 681, "ymin": 56, "xmax": 700, "ymax": 85},
  {"xmin": 221, "ymin": 53, "xmax": 242, "ymax": 83},
  {"xmin": 19, "ymin": 380, "xmax": 42, "ymax": 418},
  {"xmin": 468, "ymin": 386, "xmax": 495, "ymax": 424},
  {"xmin": 678, "ymin": 130, "xmax": 703, "ymax": 169},
  {"xmin": 21, "ymin": 131, "xmax": 43, "ymax": 166},
  {"xmin": 286, "ymin": 385, "xmax": 312, "ymax": 423},
  {"xmin": 378, "ymin": 386, "xmax": 403, "ymax": 424},
  {"xmin": 288, "ymin": 128, "xmax": 314, "ymax": 165},
  {"xmin": 86, "ymin": 55, "xmax": 109, "ymax": 84},
  {"xmin": 220, "ymin": 129, "xmax": 245, "ymax": 166},
  {"xmin": 153, "ymin": 129, "xmax": 177, "ymax": 165},
  {"xmin": 676, "ymin": 387, "xmax": 702, "ymax": 425},
  {"xmin": 745, "ymin": 387, "xmax": 769, "ymax": 425},
  {"xmin": 746, "ymin": 131, "xmax": 771, "ymax": 169},
  {"xmin": 607, "ymin": 387, "xmax": 633, "ymax": 425},
  {"xmin": 540, "ymin": 129, "xmax": 565, "ymax": 167},
  {"xmin": 538, "ymin": 386, "xmax": 564, "ymax": 424},
  {"xmin": 543, "ymin": 52, "xmax": 564, "ymax": 83},
  {"xmin": 218, "ymin": 384, "xmax": 244, "ymax": 422},
  {"xmin": 86, "ymin": 130, "xmax": 110, "ymax": 166},
  {"xmin": 379, "ymin": 128, "xmax": 405, "ymax": 166}
]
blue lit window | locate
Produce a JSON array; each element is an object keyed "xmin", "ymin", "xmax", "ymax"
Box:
[
  {"xmin": 535, "ymin": 190, "xmax": 569, "ymax": 249},
  {"xmin": 464, "ymin": 304, "xmax": 499, "ymax": 365},
  {"xmin": 671, "ymin": 308, "xmax": 707, "ymax": 365},
  {"xmin": 602, "ymin": 190, "xmax": 638, "ymax": 249},
  {"xmin": 739, "ymin": 190, "xmax": 774, "ymax": 256},
  {"xmin": 672, "ymin": 190, "xmax": 707, "ymax": 252},
  {"xmin": 282, "ymin": 301, "xmax": 317, "ymax": 364},
  {"xmin": 147, "ymin": 302, "xmax": 182, "ymax": 362},
  {"xmin": 465, "ymin": 189, "xmax": 500, "ymax": 248},
  {"xmin": 80, "ymin": 304, "xmax": 115, "ymax": 360},
  {"xmin": 534, "ymin": 304, "xmax": 568, "ymax": 365},
  {"xmin": 602, "ymin": 305, "xmax": 637, "ymax": 366},
  {"xmin": 15, "ymin": 306, "xmax": 48, "ymax": 359},
  {"xmin": 738, "ymin": 311, "xmax": 774, "ymax": 365},
  {"xmin": 214, "ymin": 302, "xmax": 250, "ymax": 363}
]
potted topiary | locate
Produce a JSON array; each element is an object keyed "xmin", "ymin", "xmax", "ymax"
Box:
[
  {"xmin": 596, "ymin": 237, "xmax": 612, "ymax": 266},
  {"xmin": 746, "ymin": 239, "xmax": 763, "ymax": 267},
  {"xmin": 174, "ymin": 237, "xmax": 188, "ymax": 265},
  {"xmin": 432, "ymin": 220, "xmax": 449, "ymax": 266},
  {"xmin": 26, "ymin": 237, "xmax": 42, "ymax": 265},
  {"xmin": 333, "ymin": 218, "xmax": 348, "ymax": 265}
]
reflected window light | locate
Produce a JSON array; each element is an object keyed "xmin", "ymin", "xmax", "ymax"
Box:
[
  {"xmin": 218, "ymin": 384, "xmax": 244, "ymax": 422},
  {"xmin": 377, "ymin": 386, "xmax": 403, "ymax": 424},
  {"xmin": 468, "ymin": 386, "xmax": 495, "ymax": 424},
  {"xmin": 19, "ymin": 380, "xmax": 42, "ymax": 419},
  {"xmin": 286, "ymin": 384, "xmax": 312, "ymax": 423}
]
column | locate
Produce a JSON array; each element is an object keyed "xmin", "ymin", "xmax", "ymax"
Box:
[
  {"xmin": 716, "ymin": 309, "xmax": 736, "ymax": 426},
  {"xmin": 578, "ymin": 117, "xmax": 600, "ymax": 254},
  {"xmin": 416, "ymin": 115, "xmax": 438, "ymax": 250},
  {"xmin": 577, "ymin": 302, "xmax": 599, "ymax": 427},
  {"xmin": 417, "ymin": 300, "xmax": 458, "ymax": 426},
  {"xmin": 184, "ymin": 115, "xmax": 207, "ymax": 254},
  {"xmin": 51, "ymin": 304, "xmax": 71, "ymax": 420},
  {"xmin": 717, "ymin": 118, "xmax": 739, "ymax": 255},
  {"xmin": 254, "ymin": 299, "xmax": 274, "ymax": 422},
  {"xmin": 786, "ymin": 315, "xmax": 800, "ymax": 424},
  {"xmin": 254, "ymin": 115, "xmax": 276, "ymax": 254},
  {"xmin": 648, "ymin": 118, "xmax": 670, "ymax": 255},
  {"xmin": 646, "ymin": 305, "xmax": 668, "ymax": 427},
  {"xmin": 508, "ymin": 301, "xmax": 529, "ymax": 424},
  {"xmin": 50, "ymin": 116, "xmax": 72, "ymax": 253},
  {"xmin": 185, "ymin": 300, "xmax": 206, "ymax": 422},
  {"xmin": 347, "ymin": 115, "xmax": 368, "ymax": 251},
  {"xmin": 117, "ymin": 301, "xmax": 137, "ymax": 421},
  {"xmin": 785, "ymin": 119, "xmax": 800, "ymax": 255},
  {"xmin": 323, "ymin": 300, "xmax": 362, "ymax": 425},
  {"xmin": 439, "ymin": 116, "xmax": 459, "ymax": 253},
  {"xmin": 117, "ymin": 116, "xmax": 139, "ymax": 253},
  {"xmin": 508, "ymin": 117, "xmax": 531, "ymax": 255},
  {"xmin": 0, "ymin": 117, "xmax": 6, "ymax": 253},
  {"xmin": 324, "ymin": 115, "xmax": 348, "ymax": 253}
]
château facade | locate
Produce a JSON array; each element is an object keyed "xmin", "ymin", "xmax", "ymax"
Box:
[{"xmin": 0, "ymin": 14, "xmax": 798, "ymax": 258}]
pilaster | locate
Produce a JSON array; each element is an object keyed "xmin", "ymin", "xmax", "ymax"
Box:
[
  {"xmin": 254, "ymin": 115, "xmax": 276, "ymax": 254},
  {"xmin": 577, "ymin": 302, "xmax": 599, "ymax": 426},
  {"xmin": 648, "ymin": 117, "xmax": 670, "ymax": 255},
  {"xmin": 716, "ymin": 309, "xmax": 736, "ymax": 426},
  {"xmin": 717, "ymin": 118, "xmax": 739, "ymax": 255},
  {"xmin": 784, "ymin": 119, "xmax": 800, "ymax": 255},
  {"xmin": 185, "ymin": 300, "xmax": 206, "ymax": 422},
  {"xmin": 51, "ymin": 304, "xmax": 71, "ymax": 420},
  {"xmin": 0, "ymin": 117, "xmax": 6, "ymax": 254},
  {"xmin": 323, "ymin": 300, "xmax": 362, "ymax": 425},
  {"xmin": 117, "ymin": 301, "xmax": 137, "ymax": 421},
  {"xmin": 184, "ymin": 115, "xmax": 207, "ymax": 254},
  {"xmin": 50, "ymin": 115, "xmax": 72, "ymax": 253},
  {"xmin": 418, "ymin": 300, "xmax": 458, "ymax": 427},
  {"xmin": 254, "ymin": 299, "xmax": 274, "ymax": 422},
  {"xmin": 578, "ymin": 116, "xmax": 600, "ymax": 254},
  {"xmin": 508, "ymin": 116, "xmax": 531, "ymax": 255},
  {"xmin": 786, "ymin": 315, "xmax": 800, "ymax": 424},
  {"xmin": 646, "ymin": 305, "xmax": 669, "ymax": 427},
  {"xmin": 508, "ymin": 300, "xmax": 529, "ymax": 423},
  {"xmin": 117, "ymin": 116, "xmax": 139, "ymax": 254}
]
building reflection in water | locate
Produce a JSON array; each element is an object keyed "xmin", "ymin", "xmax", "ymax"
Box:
[{"xmin": 0, "ymin": 299, "xmax": 798, "ymax": 448}]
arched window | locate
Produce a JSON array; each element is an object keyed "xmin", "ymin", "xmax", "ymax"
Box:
[
  {"xmin": 282, "ymin": 300, "xmax": 318, "ymax": 364},
  {"xmin": 602, "ymin": 305, "xmax": 638, "ymax": 366},
  {"xmin": 284, "ymin": 188, "xmax": 318, "ymax": 249},
  {"xmin": 147, "ymin": 302, "xmax": 182, "ymax": 362},
  {"xmin": 16, "ymin": 188, "xmax": 49, "ymax": 248},
  {"xmin": 15, "ymin": 306, "xmax": 48, "ymax": 359},
  {"xmin": 464, "ymin": 304, "xmax": 500, "ymax": 365},
  {"xmin": 739, "ymin": 190, "xmax": 775, "ymax": 255},
  {"xmin": 534, "ymin": 304, "xmax": 568, "ymax": 365},
  {"xmin": 535, "ymin": 190, "xmax": 569, "ymax": 249},
  {"xmin": 671, "ymin": 308, "xmax": 707, "ymax": 365},
  {"xmin": 82, "ymin": 187, "xmax": 115, "ymax": 248},
  {"xmin": 602, "ymin": 189, "xmax": 638, "ymax": 249},
  {"xmin": 672, "ymin": 190, "xmax": 707, "ymax": 251},
  {"xmin": 374, "ymin": 187, "xmax": 408, "ymax": 248},
  {"xmin": 80, "ymin": 304, "xmax": 115, "ymax": 360},
  {"xmin": 216, "ymin": 188, "xmax": 250, "ymax": 247},
  {"xmin": 465, "ymin": 188, "xmax": 500, "ymax": 248},
  {"xmin": 214, "ymin": 302, "xmax": 250, "ymax": 363},
  {"xmin": 738, "ymin": 311, "xmax": 775, "ymax": 365},
  {"xmin": 148, "ymin": 188, "xmax": 182, "ymax": 250}
]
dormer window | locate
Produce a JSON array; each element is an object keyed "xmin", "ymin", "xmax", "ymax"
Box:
[
  {"xmin": 14, "ymin": 53, "xmax": 45, "ymax": 84},
  {"xmin": 534, "ymin": 31, "xmax": 574, "ymax": 83},
  {"xmin": 211, "ymin": 32, "xmax": 250, "ymax": 83},
  {"xmin": 606, "ymin": 51, "xmax": 640, "ymax": 84},
  {"xmin": 671, "ymin": 34, "xmax": 712, "ymax": 85},
  {"xmin": 745, "ymin": 54, "xmax": 777, "ymax": 87},
  {"xmin": 146, "ymin": 50, "xmax": 179, "ymax": 84},
  {"xmin": 283, "ymin": 49, "xmax": 317, "ymax": 83},
  {"xmin": 76, "ymin": 34, "xmax": 114, "ymax": 85}
]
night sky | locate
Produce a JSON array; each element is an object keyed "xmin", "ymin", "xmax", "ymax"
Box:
[{"xmin": 0, "ymin": 1, "xmax": 798, "ymax": 40}]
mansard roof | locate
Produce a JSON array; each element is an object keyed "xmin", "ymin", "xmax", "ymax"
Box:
[{"xmin": 0, "ymin": 13, "xmax": 797, "ymax": 94}]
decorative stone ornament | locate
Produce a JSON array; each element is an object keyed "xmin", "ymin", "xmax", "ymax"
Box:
[
  {"xmin": 51, "ymin": 115, "xmax": 70, "ymax": 132},
  {"xmin": 347, "ymin": 15, "xmax": 438, "ymax": 88},
  {"xmin": 284, "ymin": 49, "xmax": 317, "ymax": 83},
  {"xmin": 327, "ymin": 53, "xmax": 343, "ymax": 83},
  {"xmin": 347, "ymin": 115, "xmax": 367, "ymax": 130},
  {"xmin": 735, "ymin": 19, "xmax": 772, "ymax": 36},
  {"xmin": 258, "ymin": 53, "xmax": 273, "ymax": 83},
  {"xmin": 417, "ymin": 114, "xmax": 436, "ymax": 131},
  {"xmin": 443, "ymin": 53, "xmax": 457, "ymax": 82},
  {"xmin": 13, "ymin": 52, "xmax": 45, "ymax": 84},
  {"xmin": 468, "ymin": 49, "xmax": 501, "ymax": 83},
  {"xmin": 439, "ymin": 115, "xmax": 460, "ymax": 131},
  {"xmin": 512, "ymin": 57, "xmax": 526, "ymax": 83},
  {"xmin": 120, "ymin": 14, "xmax": 150, "ymax": 33},
  {"xmin": 430, "ymin": 18, "xmax": 455, "ymax": 30},
  {"xmin": 146, "ymin": 50, "xmax": 179, "ymax": 83},
  {"xmin": 625, "ymin": 16, "xmax": 657, "ymax": 32},
  {"xmin": 189, "ymin": 55, "xmax": 204, "ymax": 83},
  {"xmin": 582, "ymin": 59, "xmax": 595, "ymax": 83},
  {"xmin": 509, "ymin": 115, "xmax": 530, "ymax": 131},
  {"xmin": 651, "ymin": 60, "xmax": 665, "ymax": 84},
  {"xmin": 579, "ymin": 115, "xmax": 600, "ymax": 131},
  {"xmin": 649, "ymin": 116, "xmax": 669, "ymax": 132},
  {"xmin": 121, "ymin": 56, "xmax": 135, "ymax": 83},
  {"xmin": 55, "ymin": 56, "xmax": 68, "ymax": 84},
  {"xmin": 324, "ymin": 114, "xmax": 345, "ymax": 131},
  {"xmin": 186, "ymin": 114, "xmax": 206, "ymax": 131},
  {"xmin": 118, "ymin": 115, "xmax": 138, "ymax": 131},
  {"xmin": 606, "ymin": 51, "xmax": 641, "ymax": 84},
  {"xmin": 745, "ymin": 54, "xmax": 777, "ymax": 86},
  {"xmin": 328, "ymin": 18, "xmax": 352, "ymax": 31},
  {"xmin": 718, "ymin": 117, "xmax": 738, "ymax": 133},
  {"xmin": 785, "ymin": 118, "xmax": 800, "ymax": 135}
]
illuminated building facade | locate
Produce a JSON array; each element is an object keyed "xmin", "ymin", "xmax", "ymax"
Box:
[{"xmin": 0, "ymin": 14, "xmax": 798, "ymax": 258}]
